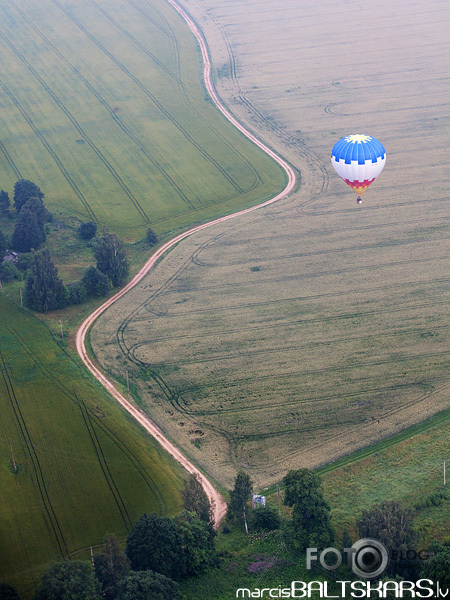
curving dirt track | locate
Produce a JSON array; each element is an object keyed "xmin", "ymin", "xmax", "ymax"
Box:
[{"xmin": 76, "ymin": 0, "xmax": 296, "ymax": 527}]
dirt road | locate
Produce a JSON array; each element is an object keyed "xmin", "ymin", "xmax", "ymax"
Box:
[{"xmin": 76, "ymin": 0, "xmax": 296, "ymax": 527}]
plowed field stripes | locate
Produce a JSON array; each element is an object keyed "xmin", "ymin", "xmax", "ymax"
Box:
[{"xmin": 0, "ymin": 351, "xmax": 70, "ymax": 560}]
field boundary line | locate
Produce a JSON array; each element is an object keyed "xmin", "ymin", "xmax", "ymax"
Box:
[{"xmin": 77, "ymin": 0, "xmax": 296, "ymax": 527}]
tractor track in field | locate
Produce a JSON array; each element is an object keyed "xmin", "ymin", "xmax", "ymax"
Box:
[
  {"xmin": 0, "ymin": 28, "xmax": 150, "ymax": 225},
  {"xmin": 5, "ymin": 322, "xmax": 168, "ymax": 518},
  {"xmin": 5, "ymin": 0, "xmax": 197, "ymax": 212},
  {"xmin": 77, "ymin": 0, "xmax": 296, "ymax": 527},
  {"xmin": 0, "ymin": 351, "xmax": 70, "ymax": 560}
]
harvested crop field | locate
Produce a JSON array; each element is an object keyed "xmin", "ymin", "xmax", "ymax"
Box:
[{"xmin": 91, "ymin": 0, "xmax": 449, "ymax": 488}]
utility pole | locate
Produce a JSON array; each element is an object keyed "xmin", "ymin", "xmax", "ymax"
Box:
[
  {"xmin": 19, "ymin": 287, "xmax": 23, "ymax": 307},
  {"xmin": 60, "ymin": 318, "xmax": 63, "ymax": 340},
  {"xmin": 90, "ymin": 547, "xmax": 95, "ymax": 568},
  {"xmin": 9, "ymin": 438, "xmax": 17, "ymax": 473}
]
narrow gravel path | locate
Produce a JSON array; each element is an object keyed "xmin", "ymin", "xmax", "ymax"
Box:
[{"xmin": 76, "ymin": 0, "xmax": 297, "ymax": 527}]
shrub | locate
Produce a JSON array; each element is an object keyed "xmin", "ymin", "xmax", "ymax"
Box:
[{"xmin": 78, "ymin": 221, "xmax": 98, "ymax": 240}]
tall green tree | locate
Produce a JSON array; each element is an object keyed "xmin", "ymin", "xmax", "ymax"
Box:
[
  {"xmin": 117, "ymin": 571, "xmax": 182, "ymax": 600},
  {"xmin": 181, "ymin": 473, "xmax": 212, "ymax": 524},
  {"xmin": 11, "ymin": 208, "xmax": 43, "ymax": 252},
  {"xmin": 94, "ymin": 533, "xmax": 130, "ymax": 600},
  {"xmin": 227, "ymin": 471, "xmax": 253, "ymax": 526},
  {"xmin": 174, "ymin": 511, "xmax": 217, "ymax": 576},
  {"xmin": 94, "ymin": 233, "xmax": 129, "ymax": 287},
  {"xmin": 0, "ymin": 189, "xmax": 10, "ymax": 217},
  {"xmin": 420, "ymin": 541, "xmax": 450, "ymax": 588},
  {"xmin": 125, "ymin": 513, "xmax": 186, "ymax": 579},
  {"xmin": 82, "ymin": 266, "xmax": 111, "ymax": 297},
  {"xmin": 0, "ymin": 228, "xmax": 7, "ymax": 257},
  {"xmin": 357, "ymin": 500, "xmax": 418, "ymax": 578},
  {"xmin": 22, "ymin": 197, "xmax": 48, "ymax": 237},
  {"xmin": 13, "ymin": 179, "xmax": 44, "ymax": 213},
  {"xmin": 282, "ymin": 468, "xmax": 334, "ymax": 552},
  {"xmin": 33, "ymin": 561, "xmax": 101, "ymax": 600},
  {"xmin": 25, "ymin": 249, "xmax": 68, "ymax": 312}
]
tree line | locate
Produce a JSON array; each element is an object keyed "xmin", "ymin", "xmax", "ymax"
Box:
[
  {"xmin": 0, "ymin": 469, "xmax": 449, "ymax": 599},
  {"xmin": 0, "ymin": 179, "xmax": 157, "ymax": 312}
]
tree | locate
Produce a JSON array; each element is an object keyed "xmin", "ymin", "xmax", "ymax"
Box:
[
  {"xmin": 0, "ymin": 190, "xmax": 10, "ymax": 217},
  {"xmin": 0, "ymin": 583, "xmax": 23, "ymax": 600},
  {"xmin": 420, "ymin": 541, "xmax": 450, "ymax": 588},
  {"xmin": 13, "ymin": 179, "xmax": 43, "ymax": 213},
  {"xmin": 0, "ymin": 228, "xmax": 7, "ymax": 257},
  {"xmin": 78, "ymin": 221, "xmax": 97, "ymax": 241},
  {"xmin": 21, "ymin": 197, "xmax": 49, "ymax": 239},
  {"xmin": 357, "ymin": 501, "xmax": 418, "ymax": 578},
  {"xmin": 252, "ymin": 505, "xmax": 281, "ymax": 531},
  {"xmin": 11, "ymin": 208, "xmax": 43, "ymax": 252},
  {"xmin": 282, "ymin": 468, "xmax": 334, "ymax": 553},
  {"xmin": 67, "ymin": 281, "xmax": 87, "ymax": 305},
  {"xmin": 82, "ymin": 266, "xmax": 112, "ymax": 297},
  {"xmin": 94, "ymin": 233, "xmax": 129, "ymax": 287},
  {"xmin": 146, "ymin": 227, "xmax": 158, "ymax": 246},
  {"xmin": 227, "ymin": 471, "xmax": 253, "ymax": 526},
  {"xmin": 181, "ymin": 473, "xmax": 212, "ymax": 524},
  {"xmin": 94, "ymin": 533, "xmax": 130, "ymax": 600},
  {"xmin": 125, "ymin": 513, "xmax": 185, "ymax": 579},
  {"xmin": 33, "ymin": 561, "xmax": 101, "ymax": 600},
  {"xmin": 173, "ymin": 510, "xmax": 217, "ymax": 576},
  {"xmin": 25, "ymin": 249, "xmax": 68, "ymax": 312},
  {"xmin": 117, "ymin": 571, "xmax": 182, "ymax": 600}
]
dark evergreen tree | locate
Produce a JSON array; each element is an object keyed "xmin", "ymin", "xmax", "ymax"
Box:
[
  {"xmin": 11, "ymin": 208, "xmax": 43, "ymax": 252},
  {"xmin": 0, "ymin": 583, "xmax": 23, "ymax": 600},
  {"xmin": 0, "ymin": 228, "xmax": 7, "ymax": 257},
  {"xmin": 25, "ymin": 249, "xmax": 68, "ymax": 312},
  {"xmin": 227, "ymin": 471, "xmax": 253, "ymax": 525},
  {"xmin": 67, "ymin": 281, "xmax": 87, "ymax": 305},
  {"xmin": 357, "ymin": 501, "xmax": 418, "ymax": 578},
  {"xmin": 117, "ymin": 571, "xmax": 182, "ymax": 600},
  {"xmin": 125, "ymin": 513, "xmax": 185, "ymax": 579},
  {"xmin": 252, "ymin": 505, "xmax": 281, "ymax": 531},
  {"xmin": 82, "ymin": 266, "xmax": 112, "ymax": 297},
  {"xmin": 174, "ymin": 510, "xmax": 217, "ymax": 576},
  {"xmin": 33, "ymin": 561, "xmax": 101, "ymax": 600},
  {"xmin": 94, "ymin": 533, "xmax": 130, "ymax": 600},
  {"xmin": 78, "ymin": 221, "xmax": 97, "ymax": 240},
  {"xmin": 21, "ymin": 197, "xmax": 49, "ymax": 239},
  {"xmin": 16, "ymin": 253, "xmax": 33, "ymax": 272},
  {"xmin": 181, "ymin": 473, "xmax": 212, "ymax": 524},
  {"xmin": 13, "ymin": 179, "xmax": 44, "ymax": 213},
  {"xmin": 421, "ymin": 541, "xmax": 450, "ymax": 588},
  {"xmin": 146, "ymin": 227, "xmax": 158, "ymax": 246},
  {"xmin": 0, "ymin": 190, "xmax": 10, "ymax": 217},
  {"xmin": 94, "ymin": 233, "xmax": 129, "ymax": 287},
  {"xmin": 283, "ymin": 468, "xmax": 334, "ymax": 553}
]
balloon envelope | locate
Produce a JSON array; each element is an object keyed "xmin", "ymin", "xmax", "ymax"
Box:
[{"xmin": 331, "ymin": 134, "xmax": 386, "ymax": 197}]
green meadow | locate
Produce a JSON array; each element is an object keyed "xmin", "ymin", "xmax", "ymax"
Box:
[
  {"xmin": 0, "ymin": 295, "xmax": 184, "ymax": 597},
  {"xmin": 0, "ymin": 0, "xmax": 285, "ymax": 240}
]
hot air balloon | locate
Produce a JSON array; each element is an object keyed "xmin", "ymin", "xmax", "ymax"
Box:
[{"xmin": 331, "ymin": 134, "xmax": 386, "ymax": 204}]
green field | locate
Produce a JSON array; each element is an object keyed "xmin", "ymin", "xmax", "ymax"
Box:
[
  {"xmin": 91, "ymin": 0, "xmax": 449, "ymax": 489},
  {"xmin": 0, "ymin": 295, "xmax": 185, "ymax": 597},
  {"xmin": 0, "ymin": 0, "xmax": 285, "ymax": 240}
]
